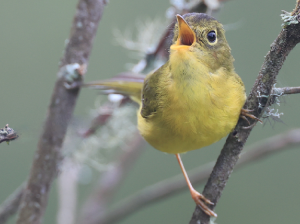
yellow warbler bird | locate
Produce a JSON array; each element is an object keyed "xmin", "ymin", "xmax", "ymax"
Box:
[{"xmin": 87, "ymin": 13, "xmax": 256, "ymax": 217}]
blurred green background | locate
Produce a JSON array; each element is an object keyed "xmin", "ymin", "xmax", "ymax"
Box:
[{"xmin": 0, "ymin": 0, "xmax": 300, "ymax": 224}]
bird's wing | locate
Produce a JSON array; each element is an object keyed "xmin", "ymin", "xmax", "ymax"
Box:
[{"xmin": 141, "ymin": 63, "xmax": 167, "ymax": 118}]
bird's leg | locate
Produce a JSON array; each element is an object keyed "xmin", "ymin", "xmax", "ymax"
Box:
[
  {"xmin": 175, "ymin": 154, "xmax": 217, "ymax": 217},
  {"xmin": 240, "ymin": 108, "xmax": 263, "ymax": 124}
]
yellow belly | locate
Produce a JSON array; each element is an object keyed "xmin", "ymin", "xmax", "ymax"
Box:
[
  {"xmin": 138, "ymin": 51, "xmax": 246, "ymax": 154},
  {"xmin": 138, "ymin": 85, "xmax": 244, "ymax": 154}
]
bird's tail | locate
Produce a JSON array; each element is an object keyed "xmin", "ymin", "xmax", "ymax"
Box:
[{"xmin": 84, "ymin": 72, "xmax": 145, "ymax": 104}]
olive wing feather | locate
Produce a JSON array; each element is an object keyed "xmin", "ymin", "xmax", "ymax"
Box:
[{"xmin": 141, "ymin": 64, "xmax": 167, "ymax": 118}]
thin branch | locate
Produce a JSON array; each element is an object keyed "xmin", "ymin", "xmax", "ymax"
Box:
[
  {"xmin": 96, "ymin": 129, "xmax": 300, "ymax": 224},
  {"xmin": 275, "ymin": 86, "xmax": 300, "ymax": 95},
  {"xmin": 81, "ymin": 97, "xmax": 132, "ymax": 138},
  {"xmin": 79, "ymin": 132, "xmax": 145, "ymax": 224},
  {"xmin": 191, "ymin": 1, "xmax": 300, "ymax": 223},
  {"xmin": 15, "ymin": 1, "xmax": 106, "ymax": 224},
  {"xmin": 0, "ymin": 183, "xmax": 26, "ymax": 224}
]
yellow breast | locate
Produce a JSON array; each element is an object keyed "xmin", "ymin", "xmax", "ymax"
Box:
[{"xmin": 138, "ymin": 49, "xmax": 246, "ymax": 154}]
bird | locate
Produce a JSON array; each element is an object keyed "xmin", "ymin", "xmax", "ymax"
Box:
[{"xmin": 86, "ymin": 13, "xmax": 258, "ymax": 217}]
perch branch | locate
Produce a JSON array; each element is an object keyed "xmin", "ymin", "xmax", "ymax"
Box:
[
  {"xmin": 96, "ymin": 129, "xmax": 300, "ymax": 224},
  {"xmin": 190, "ymin": 1, "xmax": 300, "ymax": 223},
  {"xmin": 15, "ymin": 1, "xmax": 106, "ymax": 224}
]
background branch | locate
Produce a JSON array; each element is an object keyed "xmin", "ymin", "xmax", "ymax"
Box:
[
  {"xmin": 191, "ymin": 1, "xmax": 300, "ymax": 223},
  {"xmin": 0, "ymin": 183, "xmax": 25, "ymax": 224},
  {"xmin": 79, "ymin": 132, "xmax": 144, "ymax": 224},
  {"xmin": 15, "ymin": 1, "xmax": 106, "ymax": 224},
  {"xmin": 56, "ymin": 159, "xmax": 79, "ymax": 224}
]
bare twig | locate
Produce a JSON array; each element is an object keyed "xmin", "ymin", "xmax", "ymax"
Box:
[
  {"xmin": 0, "ymin": 183, "xmax": 26, "ymax": 224},
  {"xmin": 0, "ymin": 124, "xmax": 18, "ymax": 144},
  {"xmin": 81, "ymin": 97, "xmax": 132, "ymax": 138},
  {"xmin": 79, "ymin": 132, "xmax": 144, "ymax": 224},
  {"xmin": 190, "ymin": 1, "xmax": 300, "ymax": 223},
  {"xmin": 15, "ymin": 1, "xmax": 106, "ymax": 224},
  {"xmin": 275, "ymin": 86, "xmax": 300, "ymax": 95},
  {"xmin": 96, "ymin": 129, "xmax": 300, "ymax": 224}
]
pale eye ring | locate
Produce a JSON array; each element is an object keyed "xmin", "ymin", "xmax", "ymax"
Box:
[{"xmin": 207, "ymin": 31, "xmax": 216, "ymax": 43}]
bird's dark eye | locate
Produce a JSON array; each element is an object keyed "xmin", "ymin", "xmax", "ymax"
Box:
[{"xmin": 207, "ymin": 31, "xmax": 216, "ymax": 43}]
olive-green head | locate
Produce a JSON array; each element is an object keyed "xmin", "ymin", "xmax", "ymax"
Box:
[{"xmin": 171, "ymin": 13, "xmax": 234, "ymax": 71}]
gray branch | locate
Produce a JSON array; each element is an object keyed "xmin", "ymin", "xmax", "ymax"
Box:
[
  {"xmin": 275, "ymin": 86, "xmax": 300, "ymax": 95},
  {"xmin": 15, "ymin": 1, "xmax": 107, "ymax": 224},
  {"xmin": 0, "ymin": 183, "xmax": 26, "ymax": 224}
]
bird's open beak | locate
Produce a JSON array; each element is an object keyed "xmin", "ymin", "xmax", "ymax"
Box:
[{"xmin": 174, "ymin": 15, "xmax": 196, "ymax": 47}]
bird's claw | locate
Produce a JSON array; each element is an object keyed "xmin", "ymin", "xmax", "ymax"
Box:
[
  {"xmin": 240, "ymin": 108, "xmax": 263, "ymax": 124},
  {"xmin": 190, "ymin": 189, "xmax": 217, "ymax": 217}
]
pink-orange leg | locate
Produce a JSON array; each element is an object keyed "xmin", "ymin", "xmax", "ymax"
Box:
[
  {"xmin": 240, "ymin": 108, "xmax": 263, "ymax": 124},
  {"xmin": 176, "ymin": 154, "xmax": 217, "ymax": 217}
]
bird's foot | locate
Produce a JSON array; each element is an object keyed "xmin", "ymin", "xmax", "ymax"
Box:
[
  {"xmin": 190, "ymin": 189, "xmax": 217, "ymax": 217},
  {"xmin": 240, "ymin": 108, "xmax": 263, "ymax": 126}
]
